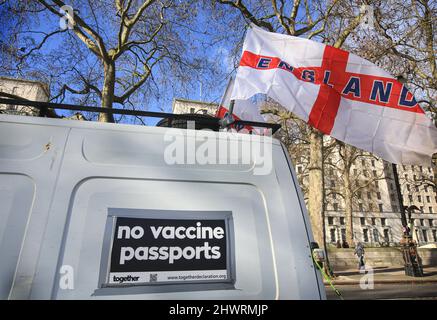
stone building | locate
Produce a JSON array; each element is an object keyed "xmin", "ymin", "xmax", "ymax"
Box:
[
  {"xmin": 172, "ymin": 98, "xmax": 218, "ymax": 116},
  {"xmin": 0, "ymin": 77, "xmax": 49, "ymax": 116},
  {"xmin": 175, "ymin": 98, "xmax": 437, "ymax": 247},
  {"xmin": 398, "ymin": 164, "xmax": 437, "ymax": 244},
  {"xmin": 294, "ymin": 140, "xmax": 437, "ymax": 247}
]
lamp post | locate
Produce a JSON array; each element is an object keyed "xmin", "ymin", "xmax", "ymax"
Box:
[{"xmin": 392, "ymin": 163, "xmax": 424, "ymax": 277}]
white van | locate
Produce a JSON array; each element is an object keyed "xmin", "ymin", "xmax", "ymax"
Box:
[{"xmin": 0, "ymin": 113, "xmax": 325, "ymax": 300}]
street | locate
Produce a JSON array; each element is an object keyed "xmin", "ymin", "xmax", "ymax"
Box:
[{"xmin": 326, "ymin": 283, "xmax": 437, "ymax": 300}]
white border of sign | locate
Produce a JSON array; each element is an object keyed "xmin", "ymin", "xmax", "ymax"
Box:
[{"xmin": 97, "ymin": 208, "xmax": 235, "ymax": 290}]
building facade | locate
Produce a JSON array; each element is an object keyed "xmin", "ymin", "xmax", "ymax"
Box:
[
  {"xmin": 172, "ymin": 98, "xmax": 218, "ymax": 116},
  {"xmin": 0, "ymin": 77, "xmax": 49, "ymax": 116}
]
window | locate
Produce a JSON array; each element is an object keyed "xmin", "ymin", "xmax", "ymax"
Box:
[
  {"xmin": 427, "ymin": 196, "xmax": 430, "ymax": 203},
  {"xmin": 331, "ymin": 180, "xmax": 335, "ymax": 187},
  {"xmin": 406, "ymin": 184, "xmax": 411, "ymax": 192},
  {"xmin": 360, "ymin": 217, "xmax": 365, "ymax": 225},
  {"xmin": 420, "ymin": 206, "xmax": 424, "ymax": 212},
  {"xmin": 297, "ymin": 166, "xmax": 303, "ymax": 173},
  {"xmin": 373, "ymin": 229, "xmax": 379, "ymax": 242},
  {"xmin": 420, "ymin": 219, "xmax": 424, "ymax": 226},
  {"xmin": 371, "ymin": 160, "xmax": 375, "ymax": 167},
  {"xmin": 419, "ymin": 166, "xmax": 423, "ymax": 172},
  {"xmin": 341, "ymin": 229, "xmax": 346, "ymax": 242},
  {"xmin": 332, "ymin": 192, "xmax": 337, "ymax": 199},
  {"xmin": 340, "ymin": 217, "xmax": 345, "ymax": 225},
  {"xmin": 190, "ymin": 107, "xmax": 195, "ymax": 113},
  {"xmin": 329, "ymin": 168, "xmax": 334, "ymax": 175},
  {"xmin": 428, "ymin": 219, "xmax": 433, "ymax": 227},
  {"xmin": 361, "ymin": 159, "xmax": 365, "ymax": 166},
  {"xmin": 379, "ymin": 204, "xmax": 384, "ymax": 212},
  {"xmin": 433, "ymin": 230, "xmax": 437, "ymax": 242},
  {"xmin": 381, "ymin": 218, "xmax": 386, "ymax": 226},
  {"xmin": 409, "ymin": 195, "xmax": 413, "ymax": 202},
  {"xmin": 359, "ymin": 203, "xmax": 364, "ymax": 212},
  {"xmin": 375, "ymin": 181, "xmax": 379, "ymax": 188},
  {"xmin": 367, "ymin": 192, "xmax": 371, "ymax": 200},
  {"xmin": 328, "ymin": 217, "xmax": 334, "ymax": 225},
  {"xmin": 333, "ymin": 203, "xmax": 339, "ymax": 211},
  {"xmin": 384, "ymin": 229, "xmax": 390, "ymax": 243},
  {"xmin": 357, "ymin": 192, "xmax": 362, "ymax": 199},
  {"xmin": 371, "ymin": 218, "xmax": 376, "ymax": 225},
  {"xmin": 418, "ymin": 195, "xmax": 422, "ymax": 202},
  {"xmin": 363, "ymin": 229, "xmax": 369, "ymax": 242},
  {"xmin": 429, "ymin": 207, "xmax": 433, "ymax": 214},
  {"xmin": 373, "ymin": 170, "xmax": 377, "ymax": 177},
  {"xmin": 425, "ymin": 186, "xmax": 428, "ymax": 192},
  {"xmin": 377, "ymin": 192, "xmax": 381, "ymax": 200},
  {"xmin": 422, "ymin": 230, "xmax": 428, "ymax": 242},
  {"xmin": 330, "ymin": 229, "xmax": 336, "ymax": 243}
]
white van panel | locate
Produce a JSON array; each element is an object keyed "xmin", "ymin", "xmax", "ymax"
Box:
[
  {"xmin": 52, "ymin": 180, "xmax": 276, "ymax": 299},
  {"xmin": 0, "ymin": 114, "xmax": 325, "ymax": 300},
  {"xmin": 0, "ymin": 174, "xmax": 34, "ymax": 299}
]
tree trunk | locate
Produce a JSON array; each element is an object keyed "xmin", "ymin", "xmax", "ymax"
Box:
[
  {"xmin": 308, "ymin": 128, "xmax": 325, "ymax": 246},
  {"xmin": 344, "ymin": 164, "xmax": 354, "ymax": 246},
  {"xmin": 99, "ymin": 61, "xmax": 116, "ymax": 123}
]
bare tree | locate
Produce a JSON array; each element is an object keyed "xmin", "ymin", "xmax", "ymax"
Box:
[{"xmin": 2, "ymin": 0, "xmax": 201, "ymax": 122}]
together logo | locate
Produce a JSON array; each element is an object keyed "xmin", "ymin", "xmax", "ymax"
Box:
[{"xmin": 112, "ymin": 275, "xmax": 140, "ymax": 284}]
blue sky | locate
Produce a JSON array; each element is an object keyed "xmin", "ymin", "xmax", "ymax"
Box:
[{"xmin": 1, "ymin": 1, "xmax": 249, "ymax": 125}]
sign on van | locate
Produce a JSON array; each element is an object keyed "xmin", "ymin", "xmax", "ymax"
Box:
[{"xmin": 107, "ymin": 217, "xmax": 230, "ymax": 285}]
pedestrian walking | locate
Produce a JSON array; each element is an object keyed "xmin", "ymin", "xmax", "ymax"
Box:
[{"xmin": 354, "ymin": 242, "xmax": 365, "ymax": 271}]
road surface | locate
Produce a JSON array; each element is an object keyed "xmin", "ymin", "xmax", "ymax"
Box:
[{"xmin": 326, "ymin": 283, "xmax": 437, "ymax": 300}]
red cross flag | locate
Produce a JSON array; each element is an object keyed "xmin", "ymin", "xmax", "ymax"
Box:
[
  {"xmin": 231, "ymin": 24, "xmax": 437, "ymax": 165},
  {"xmin": 216, "ymin": 77, "xmax": 265, "ymax": 133}
]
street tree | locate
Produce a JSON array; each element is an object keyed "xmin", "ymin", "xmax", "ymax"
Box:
[{"xmin": 1, "ymin": 0, "xmax": 202, "ymax": 122}]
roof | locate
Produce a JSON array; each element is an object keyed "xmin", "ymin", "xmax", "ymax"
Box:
[{"xmin": 0, "ymin": 113, "xmax": 280, "ymax": 145}]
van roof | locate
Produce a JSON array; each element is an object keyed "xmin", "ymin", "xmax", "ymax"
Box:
[{"xmin": 0, "ymin": 113, "xmax": 282, "ymax": 145}]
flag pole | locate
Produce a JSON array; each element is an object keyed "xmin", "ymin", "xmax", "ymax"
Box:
[{"xmin": 227, "ymin": 99, "xmax": 235, "ymax": 118}]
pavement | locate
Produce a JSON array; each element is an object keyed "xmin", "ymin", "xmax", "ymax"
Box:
[
  {"xmin": 324, "ymin": 266, "xmax": 437, "ymax": 285},
  {"xmin": 326, "ymin": 282, "xmax": 437, "ymax": 300}
]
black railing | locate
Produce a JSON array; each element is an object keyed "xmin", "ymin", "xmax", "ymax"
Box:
[{"xmin": 0, "ymin": 97, "xmax": 281, "ymax": 133}]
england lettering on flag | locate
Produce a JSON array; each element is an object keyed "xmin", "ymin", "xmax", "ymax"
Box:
[{"xmin": 231, "ymin": 24, "xmax": 437, "ymax": 165}]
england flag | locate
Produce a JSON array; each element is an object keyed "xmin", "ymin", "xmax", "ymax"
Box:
[
  {"xmin": 231, "ymin": 24, "xmax": 437, "ymax": 165},
  {"xmin": 216, "ymin": 77, "xmax": 265, "ymax": 133}
]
